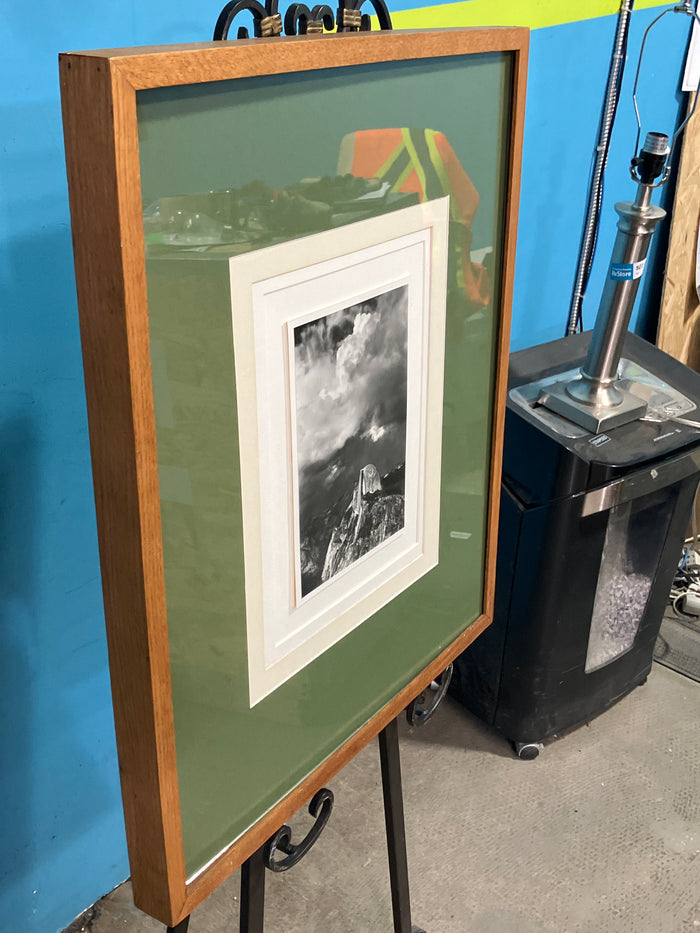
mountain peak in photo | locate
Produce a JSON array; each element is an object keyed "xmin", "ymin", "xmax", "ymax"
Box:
[
  {"xmin": 351, "ymin": 463, "xmax": 382, "ymax": 515},
  {"xmin": 321, "ymin": 463, "xmax": 405, "ymax": 585}
]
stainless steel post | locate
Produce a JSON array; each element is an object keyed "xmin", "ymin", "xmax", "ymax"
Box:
[
  {"xmin": 539, "ymin": 132, "xmax": 670, "ymax": 433},
  {"xmin": 565, "ymin": 182, "xmax": 666, "ymax": 408}
]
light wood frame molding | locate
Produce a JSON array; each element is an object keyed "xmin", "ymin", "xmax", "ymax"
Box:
[{"xmin": 59, "ymin": 27, "xmax": 528, "ymax": 926}]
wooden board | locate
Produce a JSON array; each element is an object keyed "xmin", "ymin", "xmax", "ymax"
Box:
[
  {"xmin": 658, "ymin": 103, "xmax": 700, "ymax": 533},
  {"xmin": 658, "ymin": 103, "xmax": 700, "ymax": 371}
]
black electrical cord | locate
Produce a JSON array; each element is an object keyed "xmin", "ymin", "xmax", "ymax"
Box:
[{"xmin": 670, "ymin": 545, "xmax": 700, "ymax": 628}]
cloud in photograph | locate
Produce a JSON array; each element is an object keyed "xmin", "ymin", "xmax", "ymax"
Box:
[{"xmin": 293, "ymin": 286, "xmax": 408, "ymax": 473}]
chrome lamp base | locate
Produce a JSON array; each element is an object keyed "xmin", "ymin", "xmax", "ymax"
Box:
[{"xmin": 538, "ymin": 376, "xmax": 648, "ymax": 434}]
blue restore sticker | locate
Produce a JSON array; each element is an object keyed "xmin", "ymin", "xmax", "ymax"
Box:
[{"xmin": 610, "ymin": 258, "xmax": 646, "ymax": 281}]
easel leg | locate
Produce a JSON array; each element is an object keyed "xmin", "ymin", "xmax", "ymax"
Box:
[
  {"xmin": 378, "ymin": 717, "xmax": 426, "ymax": 933},
  {"xmin": 240, "ymin": 845, "xmax": 266, "ymax": 933},
  {"xmin": 167, "ymin": 918, "xmax": 190, "ymax": 932}
]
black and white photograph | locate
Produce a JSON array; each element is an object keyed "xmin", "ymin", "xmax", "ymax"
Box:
[
  {"xmin": 291, "ymin": 286, "xmax": 409, "ymax": 601},
  {"xmin": 230, "ymin": 199, "xmax": 449, "ymax": 704}
]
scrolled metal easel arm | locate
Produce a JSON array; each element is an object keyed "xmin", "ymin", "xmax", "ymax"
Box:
[
  {"xmin": 284, "ymin": 3, "xmax": 335, "ymax": 35},
  {"xmin": 216, "ymin": 0, "xmax": 391, "ymax": 37},
  {"xmin": 405, "ymin": 664, "xmax": 453, "ymax": 727},
  {"xmin": 337, "ymin": 0, "xmax": 392, "ymax": 31},
  {"xmin": 213, "ymin": 0, "xmax": 280, "ymax": 39},
  {"xmin": 263, "ymin": 788, "xmax": 334, "ymax": 872},
  {"xmin": 360, "ymin": 0, "xmax": 392, "ymax": 30}
]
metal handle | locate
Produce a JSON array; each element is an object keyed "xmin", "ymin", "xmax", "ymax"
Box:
[
  {"xmin": 581, "ymin": 447, "xmax": 700, "ymax": 516},
  {"xmin": 405, "ymin": 664, "xmax": 453, "ymax": 727}
]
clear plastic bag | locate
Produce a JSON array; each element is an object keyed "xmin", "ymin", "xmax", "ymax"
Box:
[{"xmin": 585, "ymin": 489, "xmax": 671, "ymax": 672}]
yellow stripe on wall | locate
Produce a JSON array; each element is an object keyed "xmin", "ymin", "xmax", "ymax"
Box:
[{"xmin": 389, "ymin": 0, "xmax": 670, "ymax": 31}]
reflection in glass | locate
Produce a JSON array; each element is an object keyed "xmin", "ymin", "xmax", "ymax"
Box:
[{"xmin": 143, "ymin": 128, "xmax": 492, "ymax": 316}]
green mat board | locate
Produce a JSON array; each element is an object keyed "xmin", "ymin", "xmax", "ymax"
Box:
[{"xmin": 138, "ymin": 50, "xmax": 514, "ymax": 877}]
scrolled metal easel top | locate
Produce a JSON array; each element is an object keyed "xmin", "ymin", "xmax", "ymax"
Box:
[{"xmin": 213, "ymin": 0, "xmax": 392, "ymax": 40}]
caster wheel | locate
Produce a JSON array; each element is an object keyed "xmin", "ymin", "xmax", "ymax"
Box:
[{"xmin": 514, "ymin": 741, "xmax": 542, "ymax": 760}]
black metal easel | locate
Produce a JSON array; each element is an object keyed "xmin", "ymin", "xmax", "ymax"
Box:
[
  {"xmin": 165, "ymin": 672, "xmax": 451, "ymax": 933},
  {"xmin": 165, "ymin": 668, "xmax": 452, "ymax": 933},
  {"xmin": 379, "ymin": 718, "xmax": 425, "ymax": 933}
]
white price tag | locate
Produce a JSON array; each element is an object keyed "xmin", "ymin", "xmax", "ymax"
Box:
[{"xmin": 683, "ymin": 19, "xmax": 700, "ymax": 92}]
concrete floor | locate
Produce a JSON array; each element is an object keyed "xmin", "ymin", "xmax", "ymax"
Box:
[{"xmin": 71, "ymin": 662, "xmax": 700, "ymax": 933}]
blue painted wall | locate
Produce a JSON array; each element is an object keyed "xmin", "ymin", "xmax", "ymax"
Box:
[
  {"xmin": 1, "ymin": 6, "xmax": 211, "ymax": 932},
  {"xmin": 512, "ymin": 7, "xmax": 689, "ymax": 351},
  {"xmin": 0, "ymin": 3, "xmax": 690, "ymax": 931}
]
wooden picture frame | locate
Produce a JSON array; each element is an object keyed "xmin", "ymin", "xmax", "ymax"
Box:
[{"xmin": 60, "ymin": 27, "xmax": 528, "ymax": 926}]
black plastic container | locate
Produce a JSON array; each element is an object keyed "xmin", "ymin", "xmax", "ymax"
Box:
[{"xmin": 450, "ymin": 332, "xmax": 700, "ymax": 755}]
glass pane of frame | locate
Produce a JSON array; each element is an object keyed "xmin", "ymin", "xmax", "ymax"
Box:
[{"xmin": 137, "ymin": 50, "xmax": 514, "ymax": 877}]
